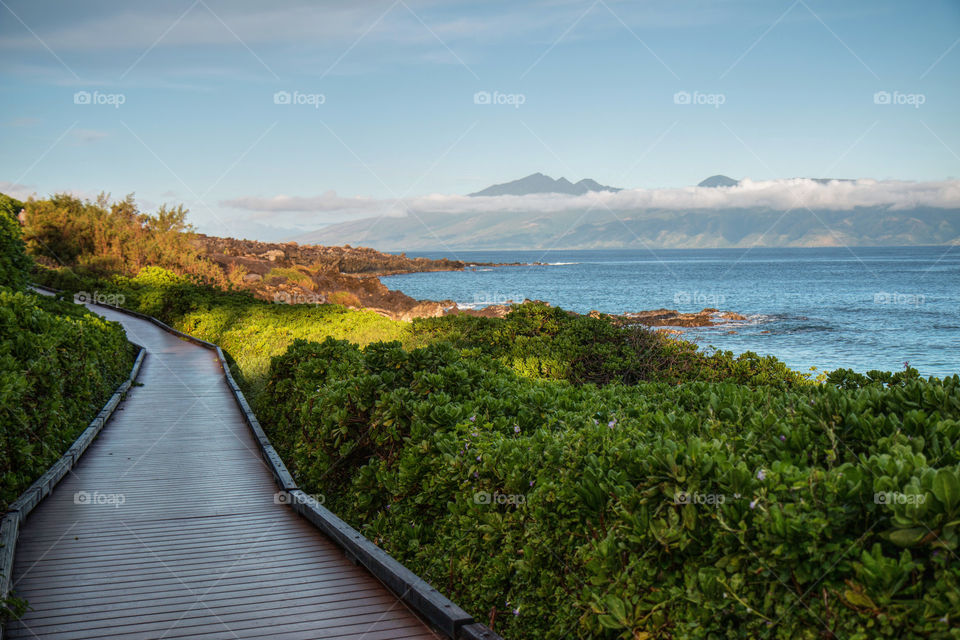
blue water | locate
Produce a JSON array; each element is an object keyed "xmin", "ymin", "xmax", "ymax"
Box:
[{"xmin": 381, "ymin": 247, "xmax": 960, "ymax": 378}]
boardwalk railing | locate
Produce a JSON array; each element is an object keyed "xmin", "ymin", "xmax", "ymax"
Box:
[{"xmin": 6, "ymin": 285, "xmax": 504, "ymax": 640}]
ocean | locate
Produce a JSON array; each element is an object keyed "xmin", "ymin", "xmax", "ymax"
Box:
[{"xmin": 380, "ymin": 246, "xmax": 960, "ymax": 378}]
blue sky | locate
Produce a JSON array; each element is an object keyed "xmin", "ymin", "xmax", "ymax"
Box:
[{"xmin": 1, "ymin": 0, "xmax": 958, "ymax": 239}]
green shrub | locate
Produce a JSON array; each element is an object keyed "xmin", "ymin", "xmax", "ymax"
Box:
[
  {"xmin": 259, "ymin": 338, "xmax": 960, "ymax": 639},
  {"xmin": 413, "ymin": 303, "xmax": 811, "ymax": 389},
  {"xmin": 266, "ymin": 266, "xmax": 316, "ymax": 290},
  {"xmin": 327, "ymin": 290, "xmax": 361, "ymax": 307},
  {"xmin": 0, "ymin": 288, "xmax": 135, "ymax": 509}
]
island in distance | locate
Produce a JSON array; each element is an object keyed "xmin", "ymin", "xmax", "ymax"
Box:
[
  {"xmin": 296, "ymin": 174, "xmax": 960, "ymax": 251},
  {"xmin": 469, "ymin": 172, "xmax": 621, "ymax": 196}
]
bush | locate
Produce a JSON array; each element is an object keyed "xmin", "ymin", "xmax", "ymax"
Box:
[
  {"xmin": 327, "ymin": 290, "xmax": 361, "ymax": 307},
  {"xmin": 266, "ymin": 266, "xmax": 316, "ymax": 290},
  {"xmin": 20, "ymin": 193, "xmax": 224, "ymax": 283},
  {"xmin": 413, "ymin": 303, "xmax": 811, "ymax": 389},
  {"xmin": 0, "ymin": 289, "xmax": 135, "ymax": 509},
  {"xmin": 259, "ymin": 338, "xmax": 960, "ymax": 639}
]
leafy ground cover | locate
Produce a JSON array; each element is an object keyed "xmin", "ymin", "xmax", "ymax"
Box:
[{"xmin": 259, "ymin": 338, "xmax": 959, "ymax": 639}]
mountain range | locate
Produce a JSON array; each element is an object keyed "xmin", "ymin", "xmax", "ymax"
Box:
[
  {"xmin": 469, "ymin": 173, "xmax": 621, "ymax": 196},
  {"xmin": 294, "ymin": 174, "xmax": 960, "ymax": 250}
]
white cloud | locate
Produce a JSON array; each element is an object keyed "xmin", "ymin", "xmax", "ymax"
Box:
[{"xmin": 222, "ymin": 178, "xmax": 960, "ymax": 226}]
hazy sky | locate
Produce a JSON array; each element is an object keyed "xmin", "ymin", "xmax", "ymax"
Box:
[{"xmin": 1, "ymin": 0, "xmax": 958, "ymax": 239}]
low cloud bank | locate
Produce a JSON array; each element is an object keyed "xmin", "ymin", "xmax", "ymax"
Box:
[{"xmin": 223, "ymin": 178, "xmax": 960, "ymax": 224}]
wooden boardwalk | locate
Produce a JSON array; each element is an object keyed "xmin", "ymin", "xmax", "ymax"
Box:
[{"xmin": 8, "ymin": 305, "xmax": 438, "ymax": 640}]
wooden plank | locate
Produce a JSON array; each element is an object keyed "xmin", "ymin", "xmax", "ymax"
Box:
[
  {"xmin": 18, "ymin": 594, "xmax": 399, "ymax": 637},
  {"xmin": 19, "ymin": 577, "xmax": 378, "ymax": 620},
  {"xmin": 17, "ymin": 566, "xmax": 375, "ymax": 607}
]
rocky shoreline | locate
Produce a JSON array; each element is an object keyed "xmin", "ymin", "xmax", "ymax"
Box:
[
  {"xmin": 197, "ymin": 235, "xmax": 536, "ymax": 320},
  {"xmin": 610, "ymin": 308, "xmax": 749, "ymax": 335},
  {"xmin": 196, "ymin": 235, "xmax": 749, "ymax": 328}
]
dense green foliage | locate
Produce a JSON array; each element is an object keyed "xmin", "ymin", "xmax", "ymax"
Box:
[
  {"xmin": 0, "ymin": 291, "xmax": 135, "ymax": 509},
  {"xmin": 413, "ymin": 305, "xmax": 811, "ymax": 388},
  {"xmin": 0, "ymin": 195, "xmax": 31, "ymax": 290},
  {"xmin": 260, "ymin": 338, "xmax": 959, "ymax": 639},
  {"xmin": 0, "ymin": 209, "xmax": 135, "ymax": 510}
]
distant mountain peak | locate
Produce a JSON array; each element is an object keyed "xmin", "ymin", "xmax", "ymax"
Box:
[
  {"xmin": 698, "ymin": 175, "xmax": 739, "ymax": 188},
  {"xmin": 469, "ymin": 173, "xmax": 621, "ymax": 197}
]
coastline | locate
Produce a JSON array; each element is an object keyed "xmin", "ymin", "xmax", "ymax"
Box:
[{"xmin": 197, "ymin": 235, "xmax": 747, "ymax": 328}]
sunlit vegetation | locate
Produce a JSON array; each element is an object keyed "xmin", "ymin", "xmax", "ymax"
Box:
[
  {"xmin": 32, "ymin": 265, "xmax": 406, "ymax": 397},
  {"xmin": 265, "ymin": 266, "xmax": 317, "ymax": 290},
  {"xmin": 327, "ymin": 290, "xmax": 361, "ymax": 307},
  {"xmin": 20, "ymin": 192, "xmax": 225, "ymax": 284}
]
